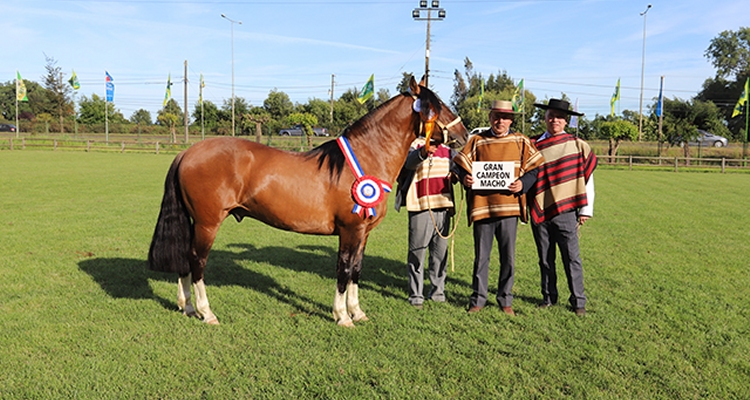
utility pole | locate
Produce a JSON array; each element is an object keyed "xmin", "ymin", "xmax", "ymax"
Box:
[
  {"xmin": 184, "ymin": 60, "xmax": 189, "ymax": 143},
  {"xmin": 412, "ymin": 1, "xmax": 446, "ymax": 88},
  {"xmin": 329, "ymin": 74, "xmax": 335, "ymax": 123}
]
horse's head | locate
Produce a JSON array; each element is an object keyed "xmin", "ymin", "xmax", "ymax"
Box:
[{"xmin": 409, "ymin": 76, "xmax": 468, "ymax": 149}]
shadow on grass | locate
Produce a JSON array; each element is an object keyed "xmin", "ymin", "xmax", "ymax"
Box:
[{"xmin": 78, "ymin": 241, "xmax": 412, "ymax": 322}]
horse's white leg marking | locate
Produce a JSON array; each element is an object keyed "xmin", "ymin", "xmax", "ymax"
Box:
[
  {"xmin": 347, "ymin": 281, "xmax": 368, "ymax": 322},
  {"xmin": 333, "ymin": 288, "xmax": 353, "ymax": 327},
  {"xmin": 177, "ymin": 274, "xmax": 198, "ymax": 317},
  {"xmin": 193, "ymin": 279, "xmax": 219, "ymax": 325}
]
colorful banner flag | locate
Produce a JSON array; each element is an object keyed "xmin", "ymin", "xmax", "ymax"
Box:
[
  {"xmin": 199, "ymin": 73, "xmax": 205, "ymax": 105},
  {"xmin": 512, "ymin": 79, "xmax": 524, "ymax": 112},
  {"xmin": 357, "ymin": 74, "xmax": 374, "ymax": 104},
  {"xmin": 477, "ymin": 78, "xmax": 484, "ymax": 112},
  {"xmin": 731, "ymin": 77, "xmax": 749, "ymax": 118},
  {"xmin": 105, "ymin": 71, "xmax": 114, "ymax": 102},
  {"xmin": 163, "ymin": 73, "xmax": 172, "ymax": 107},
  {"xmin": 68, "ymin": 70, "xmax": 80, "ymax": 90},
  {"xmin": 610, "ymin": 78, "xmax": 620, "ymax": 116},
  {"xmin": 655, "ymin": 78, "xmax": 664, "ymax": 118},
  {"xmin": 569, "ymin": 98, "xmax": 580, "ymax": 129},
  {"xmin": 16, "ymin": 71, "xmax": 28, "ymax": 102}
]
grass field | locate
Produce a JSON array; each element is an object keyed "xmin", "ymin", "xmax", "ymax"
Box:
[{"xmin": 1, "ymin": 150, "xmax": 749, "ymax": 399}]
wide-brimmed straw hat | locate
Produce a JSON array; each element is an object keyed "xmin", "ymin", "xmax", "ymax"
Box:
[
  {"xmin": 533, "ymin": 98, "xmax": 583, "ymax": 116},
  {"xmin": 489, "ymin": 100, "xmax": 517, "ymax": 114}
]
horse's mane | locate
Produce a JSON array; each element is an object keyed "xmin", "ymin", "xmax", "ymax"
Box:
[{"xmin": 304, "ymin": 87, "xmax": 440, "ymax": 182}]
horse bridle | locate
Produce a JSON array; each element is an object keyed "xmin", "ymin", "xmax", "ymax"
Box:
[{"xmin": 412, "ymin": 95, "xmax": 462, "ymax": 146}]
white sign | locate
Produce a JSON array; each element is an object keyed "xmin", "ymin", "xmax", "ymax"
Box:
[{"xmin": 472, "ymin": 161, "xmax": 515, "ymax": 190}]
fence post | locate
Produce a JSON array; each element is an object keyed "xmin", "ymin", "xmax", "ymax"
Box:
[
  {"xmin": 22, "ymin": 138, "xmax": 26, "ymax": 149},
  {"xmin": 54, "ymin": 140, "xmax": 58, "ymax": 150},
  {"xmin": 87, "ymin": 140, "xmax": 91, "ymax": 152},
  {"xmin": 721, "ymin": 157, "xmax": 725, "ymax": 173},
  {"xmin": 629, "ymin": 156, "xmax": 633, "ymax": 171},
  {"xmin": 9, "ymin": 138, "xmax": 13, "ymax": 151},
  {"xmin": 121, "ymin": 142, "xmax": 125, "ymax": 153},
  {"xmin": 674, "ymin": 157, "xmax": 678, "ymax": 172},
  {"xmin": 156, "ymin": 141, "xmax": 160, "ymax": 154}
]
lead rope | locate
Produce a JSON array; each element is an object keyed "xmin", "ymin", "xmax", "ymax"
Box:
[{"xmin": 425, "ymin": 153, "xmax": 464, "ymax": 272}]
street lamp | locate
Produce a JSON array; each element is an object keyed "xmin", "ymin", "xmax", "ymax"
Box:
[
  {"xmin": 638, "ymin": 3, "xmax": 651, "ymax": 141},
  {"xmin": 221, "ymin": 13, "xmax": 242, "ymax": 137},
  {"xmin": 412, "ymin": 0, "xmax": 446, "ymax": 88}
]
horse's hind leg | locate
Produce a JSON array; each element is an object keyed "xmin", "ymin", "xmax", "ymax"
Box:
[
  {"xmin": 177, "ymin": 273, "xmax": 198, "ymax": 318},
  {"xmin": 189, "ymin": 222, "xmax": 221, "ymax": 325}
]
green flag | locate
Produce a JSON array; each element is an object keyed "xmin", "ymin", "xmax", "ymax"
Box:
[
  {"xmin": 610, "ymin": 78, "xmax": 620, "ymax": 116},
  {"xmin": 16, "ymin": 71, "xmax": 28, "ymax": 102},
  {"xmin": 68, "ymin": 70, "xmax": 80, "ymax": 90},
  {"xmin": 357, "ymin": 74, "xmax": 374, "ymax": 104},
  {"xmin": 163, "ymin": 73, "xmax": 172, "ymax": 107},
  {"xmin": 512, "ymin": 79, "xmax": 524, "ymax": 112},
  {"xmin": 477, "ymin": 78, "xmax": 484, "ymax": 112},
  {"xmin": 731, "ymin": 77, "xmax": 749, "ymax": 118}
]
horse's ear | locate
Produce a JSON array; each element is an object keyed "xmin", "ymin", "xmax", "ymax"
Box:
[
  {"xmin": 408, "ymin": 76, "xmax": 420, "ymax": 96},
  {"xmin": 418, "ymin": 75, "xmax": 426, "ymax": 87}
]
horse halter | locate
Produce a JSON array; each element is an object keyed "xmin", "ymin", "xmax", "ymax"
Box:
[{"xmin": 412, "ymin": 97, "xmax": 462, "ymax": 146}]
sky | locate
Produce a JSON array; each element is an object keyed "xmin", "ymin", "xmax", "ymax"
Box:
[{"xmin": 3, "ymin": 0, "xmax": 747, "ymax": 126}]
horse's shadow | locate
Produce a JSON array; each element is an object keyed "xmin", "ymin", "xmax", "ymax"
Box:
[{"xmin": 78, "ymin": 242, "xmax": 410, "ymax": 322}]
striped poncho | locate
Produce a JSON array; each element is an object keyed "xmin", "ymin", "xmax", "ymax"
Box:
[
  {"xmin": 402, "ymin": 138, "xmax": 455, "ymax": 212},
  {"xmin": 529, "ymin": 133, "xmax": 597, "ymax": 225},
  {"xmin": 454, "ymin": 131, "xmax": 544, "ymax": 224}
]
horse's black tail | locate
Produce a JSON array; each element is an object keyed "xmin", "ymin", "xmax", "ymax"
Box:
[{"xmin": 148, "ymin": 152, "xmax": 192, "ymax": 275}]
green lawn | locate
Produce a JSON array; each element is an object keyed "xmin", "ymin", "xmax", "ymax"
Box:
[{"xmin": 0, "ymin": 150, "xmax": 748, "ymax": 398}]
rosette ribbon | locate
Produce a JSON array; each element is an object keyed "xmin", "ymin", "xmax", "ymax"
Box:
[{"xmin": 336, "ymin": 136, "xmax": 392, "ymax": 218}]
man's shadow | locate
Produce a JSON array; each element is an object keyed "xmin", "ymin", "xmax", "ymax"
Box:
[{"xmin": 78, "ymin": 242, "xmax": 409, "ymax": 322}]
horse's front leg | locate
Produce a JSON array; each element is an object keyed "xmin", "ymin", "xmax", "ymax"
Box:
[{"xmin": 333, "ymin": 232, "xmax": 368, "ymax": 327}]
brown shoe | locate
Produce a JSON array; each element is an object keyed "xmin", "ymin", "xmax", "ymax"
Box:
[
  {"xmin": 575, "ymin": 308, "xmax": 586, "ymax": 316},
  {"xmin": 467, "ymin": 305, "xmax": 482, "ymax": 313},
  {"xmin": 502, "ymin": 306, "xmax": 515, "ymax": 316}
]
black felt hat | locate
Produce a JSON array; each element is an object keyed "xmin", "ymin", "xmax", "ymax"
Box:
[{"xmin": 533, "ymin": 98, "xmax": 583, "ymax": 117}]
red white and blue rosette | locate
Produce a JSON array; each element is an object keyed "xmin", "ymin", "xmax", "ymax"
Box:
[{"xmin": 337, "ymin": 137, "xmax": 392, "ymax": 218}]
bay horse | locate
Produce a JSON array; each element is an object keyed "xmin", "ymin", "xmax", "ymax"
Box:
[{"xmin": 147, "ymin": 77, "xmax": 467, "ymax": 327}]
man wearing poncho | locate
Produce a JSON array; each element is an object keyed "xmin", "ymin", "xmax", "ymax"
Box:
[
  {"xmin": 529, "ymin": 99, "xmax": 597, "ymax": 316},
  {"xmin": 453, "ymin": 100, "xmax": 544, "ymax": 316}
]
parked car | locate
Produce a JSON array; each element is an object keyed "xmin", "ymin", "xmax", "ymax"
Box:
[
  {"xmin": 278, "ymin": 125, "xmax": 330, "ymax": 136},
  {"xmin": 470, "ymin": 126, "xmax": 490, "ymax": 136},
  {"xmin": 672, "ymin": 129, "xmax": 728, "ymax": 148},
  {"xmin": 0, "ymin": 123, "xmax": 17, "ymax": 132}
]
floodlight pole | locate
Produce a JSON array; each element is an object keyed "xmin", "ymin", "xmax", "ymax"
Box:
[
  {"xmin": 638, "ymin": 4, "xmax": 652, "ymax": 141},
  {"xmin": 222, "ymin": 13, "xmax": 242, "ymax": 136},
  {"xmin": 412, "ymin": 1, "xmax": 446, "ymax": 88}
]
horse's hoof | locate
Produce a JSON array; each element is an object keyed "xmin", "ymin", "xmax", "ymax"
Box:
[
  {"xmin": 352, "ymin": 314, "xmax": 369, "ymax": 323},
  {"xmin": 204, "ymin": 316, "xmax": 220, "ymax": 325},
  {"xmin": 337, "ymin": 320, "xmax": 355, "ymax": 328}
]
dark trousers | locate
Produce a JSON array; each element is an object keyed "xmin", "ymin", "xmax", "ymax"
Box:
[
  {"xmin": 469, "ymin": 217, "xmax": 517, "ymax": 308},
  {"xmin": 531, "ymin": 210, "xmax": 586, "ymax": 309}
]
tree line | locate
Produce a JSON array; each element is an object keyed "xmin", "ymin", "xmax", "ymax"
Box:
[{"xmin": 2, "ymin": 27, "xmax": 748, "ymax": 155}]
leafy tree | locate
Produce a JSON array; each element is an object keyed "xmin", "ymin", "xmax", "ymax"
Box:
[
  {"xmin": 598, "ymin": 119, "xmax": 638, "ymax": 161},
  {"xmin": 191, "ymin": 100, "xmax": 221, "ymax": 134},
  {"xmin": 396, "ymin": 72, "xmax": 414, "ymax": 94},
  {"xmin": 78, "ymin": 94, "xmax": 126, "ymax": 125},
  {"xmin": 332, "ymin": 88, "xmax": 368, "ymax": 133},
  {"xmin": 130, "ymin": 109, "xmax": 152, "ymax": 125},
  {"xmin": 245, "ymin": 106, "xmax": 271, "ymax": 142},
  {"xmin": 286, "ymin": 112, "xmax": 318, "ymax": 148},
  {"xmin": 660, "ymin": 97, "xmax": 730, "ymax": 158},
  {"xmin": 157, "ymin": 111, "xmax": 180, "ymax": 143},
  {"xmin": 299, "ymin": 98, "xmax": 332, "ymax": 130},
  {"xmin": 41, "ymin": 55, "xmax": 73, "ymax": 133},
  {"xmin": 263, "ymin": 89, "xmax": 293, "ymax": 121},
  {"xmin": 698, "ymin": 27, "xmax": 750, "ymax": 140}
]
